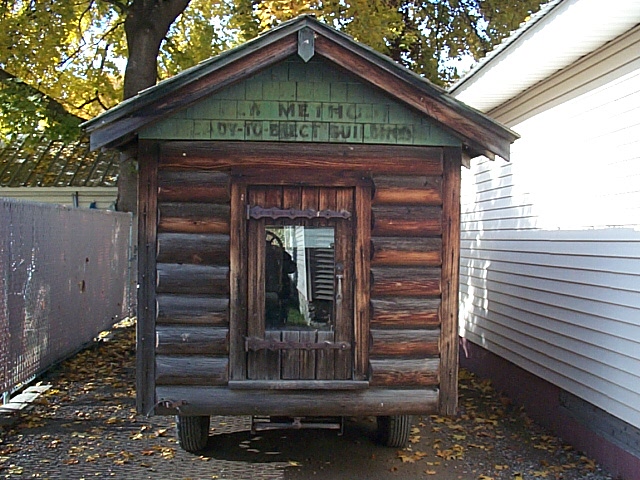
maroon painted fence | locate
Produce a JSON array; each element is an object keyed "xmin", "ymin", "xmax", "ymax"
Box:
[{"xmin": 0, "ymin": 199, "xmax": 132, "ymax": 398}]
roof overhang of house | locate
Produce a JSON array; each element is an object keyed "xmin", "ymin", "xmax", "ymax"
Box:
[
  {"xmin": 450, "ymin": 0, "xmax": 640, "ymax": 112},
  {"xmin": 83, "ymin": 15, "xmax": 518, "ymax": 161}
]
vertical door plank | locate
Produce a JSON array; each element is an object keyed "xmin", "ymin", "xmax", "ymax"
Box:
[
  {"xmin": 315, "ymin": 330, "xmax": 335, "ymax": 380},
  {"xmin": 265, "ymin": 330, "xmax": 282, "ymax": 380},
  {"xmin": 335, "ymin": 188, "xmax": 354, "ymax": 380},
  {"xmin": 248, "ymin": 187, "xmax": 267, "ymax": 380},
  {"xmin": 301, "ymin": 186, "xmax": 320, "ymax": 211},
  {"xmin": 299, "ymin": 330, "xmax": 317, "ymax": 379},
  {"xmin": 281, "ymin": 330, "xmax": 301, "ymax": 379},
  {"xmin": 282, "ymin": 186, "xmax": 302, "ymax": 211}
]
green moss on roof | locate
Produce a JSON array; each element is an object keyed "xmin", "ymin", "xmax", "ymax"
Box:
[{"xmin": 0, "ymin": 136, "xmax": 119, "ymax": 188}]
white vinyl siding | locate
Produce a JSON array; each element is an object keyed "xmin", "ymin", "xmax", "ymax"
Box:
[{"xmin": 459, "ymin": 27, "xmax": 640, "ymax": 430}]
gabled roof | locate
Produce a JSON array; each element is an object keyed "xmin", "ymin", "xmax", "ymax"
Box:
[
  {"xmin": 0, "ymin": 136, "xmax": 119, "ymax": 188},
  {"xmin": 84, "ymin": 15, "xmax": 518, "ymax": 160},
  {"xmin": 450, "ymin": 0, "xmax": 640, "ymax": 112}
]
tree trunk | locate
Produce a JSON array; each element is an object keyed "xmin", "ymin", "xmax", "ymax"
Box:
[
  {"xmin": 117, "ymin": 0, "xmax": 191, "ymax": 215},
  {"xmin": 123, "ymin": 0, "xmax": 191, "ymax": 100}
]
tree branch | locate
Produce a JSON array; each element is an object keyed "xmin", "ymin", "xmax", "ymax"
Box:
[{"xmin": 0, "ymin": 68, "xmax": 85, "ymax": 122}]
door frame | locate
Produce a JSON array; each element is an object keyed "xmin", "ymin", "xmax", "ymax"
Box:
[
  {"xmin": 246, "ymin": 185, "xmax": 354, "ymax": 381},
  {"xmin": 229, "ymin": 173, "xmax": 371, "ymax": 384}
]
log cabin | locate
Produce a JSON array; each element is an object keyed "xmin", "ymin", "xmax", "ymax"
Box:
[{"xmin": 84, "ymin": 15, "xmax": 518, "ymax": 452}]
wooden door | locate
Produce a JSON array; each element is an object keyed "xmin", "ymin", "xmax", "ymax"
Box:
[{"xmin": 246, "ymin": 186, "xmax": 354, "ymax": 381}]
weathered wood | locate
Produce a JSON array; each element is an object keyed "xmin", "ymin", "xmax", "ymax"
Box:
[
  {"xmin": 370, "ymin": 298, "xmax": 440, "ymax": 328},
  {"xmin": 373, "ymin": 175, "xmax": 443, "ymax": 190},
  {"xmin": 300, "ymin": 330, "xmax": 317, "ymax": 379},
  {"xmin": 245, "ymin": 336, "xmax": 351, "ymax": 351},
  {"xmin": 371, "ymin": 266, "xmax": 441, "ymax": 297},
  {"xmin": 155, "ymin": 356, "xmax": 228, "ymax": 386},
  {"xmin": 263, "ymin": 330, "xmax": 281, "ymax": 380},
  {"xmin": 248, "ymin": 205, "xmax": 351, "ymax": 220},
  {"xmin": 158, "ymin": 203, "xmax": 230, "ymax": 234},
  {"xmin": 373, "ymin": 187, "xmax": 442, "ymax": 206},
  {"xmin": 314, "ymin": 34, "xmax": 513, "ymax": 160},
  {"xmin": 234, "ymin": 168, "xmax": 373, "ymax": 187},
  {"xmin": 372, "ymin": 205, "xmax": 442, "ymax": 237},
  {"xmin": 371, "ymin": 237, "xmax": 442, "ymax": 267},
  {"xmin": 246, "ymin": 188, "xmax": 267, "ymax": 380},
  {"xmin": 157, "ymin": 233, "xmax": 229, "ymax": 266},
  {"xmin": 281, "ymin": 330, "xmax": 301, "ymax": 380},
  {"xmin": 158, "ymin": 170, "xmax": 230, "ymax": 203},
  {"xmin": 228, "ymin": 380, "xmax": 369, "ymax": 390},
  {"xmin": 315, "ymin": 330, "xmax": 335, "ymax": 380},
  {"xmin": 90, "ymin": 33, "xmax": 298, "ymax": 150},
  {"xmin": 335, "ymin": 187, "xmax": 354, "ymax": 380},
  {"xmin": 156, "ymin": 294, "xmax": 229, "ymax": 326},
  {"xmin": 370, "ymin": 329, "xmax": 440, "ymax": 358},
  {"xmin": 155, "ymin": 386, "xmax": 439, "ymax": 416},
  {"xmin": 160, "ymin": 142, "xmax": 444, "ymax": 176},
  {"xmin": 156, "ymin": 263, "xmax": 229, "ymax": 295},
  {"xmin": 439, "ymin": 148, "xmax": 462, "ymax": 416},
  {"xmin": 354, "ymin": 185, "xmax": 371, "ymax": 381},
  {"xmin": 136, "ymin": 140, "xmax": 158, "ymax": 415},
  {"xmin": 156, "ymin": 325, "xmax": 228, "ymax": 355},
  {"xmin": 370, "ymin": 358, "xmax": 440, "ymax": 387},
  {"xmin": 229, "ymin": 181, "xmax": 248, "ymax": 380}
]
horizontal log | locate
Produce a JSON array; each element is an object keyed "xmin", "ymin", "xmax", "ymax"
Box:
[
  {"xmin": 370, "ymin": 358, "xmax": 440, "ymax": 387},
  {"xmin": 158, "ymin": 170, "xmax": 230, "ymax": 203},
  {"xmin": 373, "ymin": 187, "xmax": 442, "ymax": 206},
  {"xmin": 372, "ymin": 237, "xmax": 441, "ymax": 267},
  {"xmin": 370, "ymin": 329, "xmax": 440, "ymax": 358},
  {"xmin": 155, "ymin": 386, "xmax": 438, "ymax": 416},
  {"xmin": 372, "ymin": 175, "xmax": 442, "ymax": 190},
  {"xmin": 160, "ymin": 142, "xmax": 444, "ymax": 176},
  {"xmin": 370, "ymin": 298, "xmax": 439, "ymax": 328},
  {"xmin": 234, "ymin": 168, "xmax": 373, "ymax": 187},
  {"xmin": 157, "ymin": 233, "xmax": 229, "ymax": 266},
  {"xmin": 372, "ymin": 205, "xmax": 442, "ymax": 237},
  {"xmin": 156, "ymin": 263, "xmax": 229, "ymax": 295},
  {"xmin": 158, "ymin": 203, "xmax": 230, "ymax": 234},
  {"xmin": 228, "ymin": 380, "xmax": 369, "ymax": 390},
  {"xmin": 371, "ymin": 267, "xmax": 440, "ymax": 296},
  {"xmin": 155, "ymin": 356, "xmax": 228, "ymax": 386},
  {"xmin": 156, "ymin": 294, "xmax": 229, "ymax": 326},
  {"xmin": 156, "ymin": 325, "xmax": 228, "ymax": 355}
]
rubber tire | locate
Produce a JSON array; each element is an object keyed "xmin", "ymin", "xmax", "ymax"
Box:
[
  {"xmin": 176, "ymin": 415, "xmax": 210, "ymax": 452},
  {"xmin": 377, "ymin": 415, "xmax": 412, "ymax": 448}
]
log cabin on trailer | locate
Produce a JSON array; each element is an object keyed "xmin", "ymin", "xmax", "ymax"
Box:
[{"xmin": 84, "ymin": 15, "xmax": 517, "ymax": 451}]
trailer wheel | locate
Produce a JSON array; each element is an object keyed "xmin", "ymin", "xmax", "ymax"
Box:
[
  {"xmin": 176, "ymin": 415, "xmax": 210, "ymax": 452},
  {"xmin": 377, "ymin": 415, "xmax": 412, "ymax": 448}
]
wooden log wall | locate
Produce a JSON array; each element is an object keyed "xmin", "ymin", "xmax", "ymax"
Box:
[
  {"xmin": 369, "ymin": 174, "xmax": 442, "ymax": 388},
  {"xmin": 155, "ymin": 169, "xmax": 231, "ymax": 387},
  {"xmin": 147, "ymin": 143, "xmax": 455, "ymax": 416}
]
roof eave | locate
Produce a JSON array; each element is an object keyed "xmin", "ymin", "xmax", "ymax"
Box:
[{"xmin": 86, "ymin": 15, "xmax": 517, "ymax": 160}]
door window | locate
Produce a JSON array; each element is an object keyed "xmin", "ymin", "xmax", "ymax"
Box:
[{"xmin": 264, "ymin": 226, "xmax": 336, "ymax": 331}]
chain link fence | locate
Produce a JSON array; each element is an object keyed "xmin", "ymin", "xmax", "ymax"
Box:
[{"xmin": 0, "ymin": 198, "xmax": 133, "ymax": 399}]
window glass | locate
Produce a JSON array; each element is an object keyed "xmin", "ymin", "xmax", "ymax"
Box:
[{"xmin": 264, "ymin": 226, "xmax": 335, "ymax": 331}]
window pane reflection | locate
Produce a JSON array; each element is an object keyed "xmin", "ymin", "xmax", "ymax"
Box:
[{"xmin": 265, "ymin": 226, "xmax": 335, "ymax": 331}]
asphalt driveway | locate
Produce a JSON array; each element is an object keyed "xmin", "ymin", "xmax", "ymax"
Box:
[{"xmin": 0, "ymin": 321, "xmax": 614, "ymax": 479}]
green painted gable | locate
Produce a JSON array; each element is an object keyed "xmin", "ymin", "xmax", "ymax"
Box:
[{"xmin": 139, "ymin": 57, "xmax": 461, "ymax": 147}]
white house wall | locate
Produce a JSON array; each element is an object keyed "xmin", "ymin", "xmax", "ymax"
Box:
[
  {"xmin": 0, "ymin": 187, "xmax": 117, "ymax": 210},
  {"xmin": 459, "ymin": 26, "xmax": 640, "ymax": 430}
]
